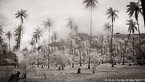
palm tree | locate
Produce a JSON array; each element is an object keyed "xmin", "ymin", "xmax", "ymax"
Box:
[
  {"xmin": 43, "ymin": 18, "xmax": 54, "ymax": 69},
  {"xmin": 83, "ymin": 0, "xmax": 98, "ymax": 69},
  {"xmin": 122, "ymin": 19, "xmax": 137, "ymax": 65},
  {"xmin": 5, "ymin": 31, "xmax": 12, "ymax": 52},
  {"xmin": 104, "ymin": 22, "xmax": 112, "ymax": 34},
  {"xmin": 32, "ymin": 27, "xmax": 43, "ymax": 44},
  {"xmin": 14, "ymin": 25, "xmax": 24, "ymax": 50},
  {"xmin": 106, "ymin": 7, "xmax": 119, "ymax": 67},
  {"xmin": 126, "ymin": 1, "xmax": 143, "ymax": 62},
  {"xmin": 15, "ymin": 9, "xmax": 28, "ymax": 24}
]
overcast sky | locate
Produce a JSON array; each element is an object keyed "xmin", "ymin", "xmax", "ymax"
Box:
[{"xmin": 0, "ymin": 0, "xmax": 144, "ymax": 50}]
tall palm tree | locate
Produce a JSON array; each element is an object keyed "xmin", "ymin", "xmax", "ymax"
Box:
[
  {"xmin": 106, "ymin": 7, "xmax": 119, "ymax": 67},
  {"xmin": 15, "ymin": 9, "xmax": 28, "ymax": 24},
  {"xmin": 126, "ymin": 1, "xmax": 143, "ymax": 62},
  {"xmin": 5, "ymin": 31, "xmax": 12, "ymax": 52},
  {"xmin": 15, "ymin": 9, "xmax": 27, "ymax": 50},
  {"xmin": 43, "ymin": 18, "xmax": 54, "ymax": 69},
  {"xmin": 14, "ymin": 25, "xmax": 24, "ymax": 50},
  {"xmin": 122, "ymin": 19, "xmax": 137, "ymax": 65},
  {"xmin": 83, "ymin": 0, "xmax": 98, "ymax": 69}
]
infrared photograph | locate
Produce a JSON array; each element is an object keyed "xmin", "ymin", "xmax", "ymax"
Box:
[{"xmin": 0, "ymin": 0, "xmax": 145, "ymax": 82}]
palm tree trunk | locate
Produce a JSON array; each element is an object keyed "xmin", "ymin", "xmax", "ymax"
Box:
[
  {"xmin": 141, "ymin": 0, "xmax": 145, "ymax": 27},
  {"xmin": 79, "ymin": 49, "xmax": 82, "ymax": 66},
  {"xmin": 122, "ymin": 33, "xmax": 131, "ymax": 65},
  {"xmin": 111, "ymin": 19, "xmax": 114, "ymax": 67},
  {"xmin": 137, "ymin": 20, "xmax": 142, "ymax": 64},
  {"xmin": 88, "ymin": 7, "xmax": 92, "ymax": 69},
  {"xmin": 48, "ymin": 27, "xmax": 50, "ymax": 69},
  {"xmin": 9, "ymin": 39, "xmax": 12, "ymax": 60}
]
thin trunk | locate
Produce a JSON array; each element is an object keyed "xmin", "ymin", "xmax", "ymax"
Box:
[
  {"xmin": 88, "ymin": 7, "xmax": 92, "ymax": 69},
  {"xmin": 9, "ymin": 39, "xmax": 12, "ymax": 60},
  {"xmin": 48, "ymin": 27, "xmax": 50, "ymax": 69},
  {"xmin": 122, "ymin": 33, "xmax": 131, "ymax": 65},
  {"xmin": 137, "ymin": 20, "xmax": 142, "ymax": 64},
  {"xmin": 111, "ymin": 19, "xmax": 114, "ymax": 67},
  {"xmin": 79, "ymin": 49, "xmax": 82, "ymax": 66}
]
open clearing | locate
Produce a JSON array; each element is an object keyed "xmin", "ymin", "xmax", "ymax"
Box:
[{"xmin": 0, "ymin": 63, "xmax": 145, "ymax": 82}]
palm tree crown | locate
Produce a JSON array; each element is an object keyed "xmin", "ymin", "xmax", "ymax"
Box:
[
  {"xmin": 126, "ymin": 2, "xmax": 143, "ymax": 21},
  {"xmin": 15, "ymin": 9, "xmax": 28, "ymax": 23},
  {"xmin": 104, "ymin": 22, "xmax": 112, "ymax": 32},
  {"xmin": 126, "ymin": 19, "xmax": 137, "ymax": 34},
  {"xmin": 32, "ymin": 27, "xmax": 43, "ymax": 43},
  {"xmin": 43, "ymin": 18, "xmax": 54, "ymax": 29},
  {"xmin": 83, "ymin": 0, "xmax": 98, "ymax": 10},
  {"xmin": 107, "ymin": 7, "xmax": 119, "ymax": 23},
  {"xmin": 6, "ymin": 31, "xmax": 12, "ymax": 40}
]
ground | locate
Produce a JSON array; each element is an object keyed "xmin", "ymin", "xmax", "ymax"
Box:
[{"xmin": 0, "ymin": 63, "xmax": 145, "ymax": 82}]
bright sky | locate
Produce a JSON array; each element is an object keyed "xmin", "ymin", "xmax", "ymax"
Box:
[{"xmin": 0, "ymin": 0, "xmax": 144, "ymax": 50}]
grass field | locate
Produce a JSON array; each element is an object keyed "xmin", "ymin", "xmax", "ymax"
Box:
[{"xmin": 0, "ymin": 63, "xmax": 145, "ymax": 82}]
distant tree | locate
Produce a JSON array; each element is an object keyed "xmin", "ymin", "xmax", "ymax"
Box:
[
  {"xmin": 106, "ymin": 7, "xmax": 119, "ymax": 67},
  {"xmin": 43, "ymin": 18, "xmax": 54, "ymax": 69},
  {"xmin": 32, "ymin": 27, "xmax": 43, "ymax": 44},
  {"xmin": 5, "ymin": 31, "xmax": 12, "ymax": 52},
  {"xmin": 15, "ymin": 9, "xmax": 28, "ymax": 24},
  {"xmin": 83, "ymin": 0, "xmax": 99, "ymax": 69}
]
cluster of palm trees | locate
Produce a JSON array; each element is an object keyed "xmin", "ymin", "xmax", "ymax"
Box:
[{"xmin": 0, "ymin": 0, "xmax": 145, "ymax": 67}]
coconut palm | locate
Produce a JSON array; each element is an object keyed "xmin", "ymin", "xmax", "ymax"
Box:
[
  {"xmin": 43, "ymin": 18, "xmax": 54, "ymax": 69},
  {"xmin": 5, "ymin": 31, "xmax": 12, "ymax": 52},
  {"xmin": 15, "ymin": 9, "xmax": 28, "ymax": 24},
  {"xmin": 32, "ymin": 27, "xmax": 43, "ymax": 44},
  {"xmin": 14, "ymin": 25, "xmax": 24, "ymax": 50},
  {"xmin": 104, "ymin": 22, "xmax": 112, "ymax": 34},
  {"xmin": 83, "ymin": 0, "xmax": 98, "ymax": 69},
  {"xmin": 122, "ymin": 19, "xmax": 137, "ymax": 65},
  {"xmin": 106, "ymin": 7, "xmax": 119, "ymax": 67},
  {"xmin": 126, "ymin": 1, "xmax": 143, "ymax": 62}
]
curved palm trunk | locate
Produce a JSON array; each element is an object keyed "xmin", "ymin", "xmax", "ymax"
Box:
[
  {"xmin": 88, "ymin": 7, "xmax": 92, "ymax": 69},
  {"xmin": 141, "ymin": 0, "xmax": 145, "ymax": 27}
]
